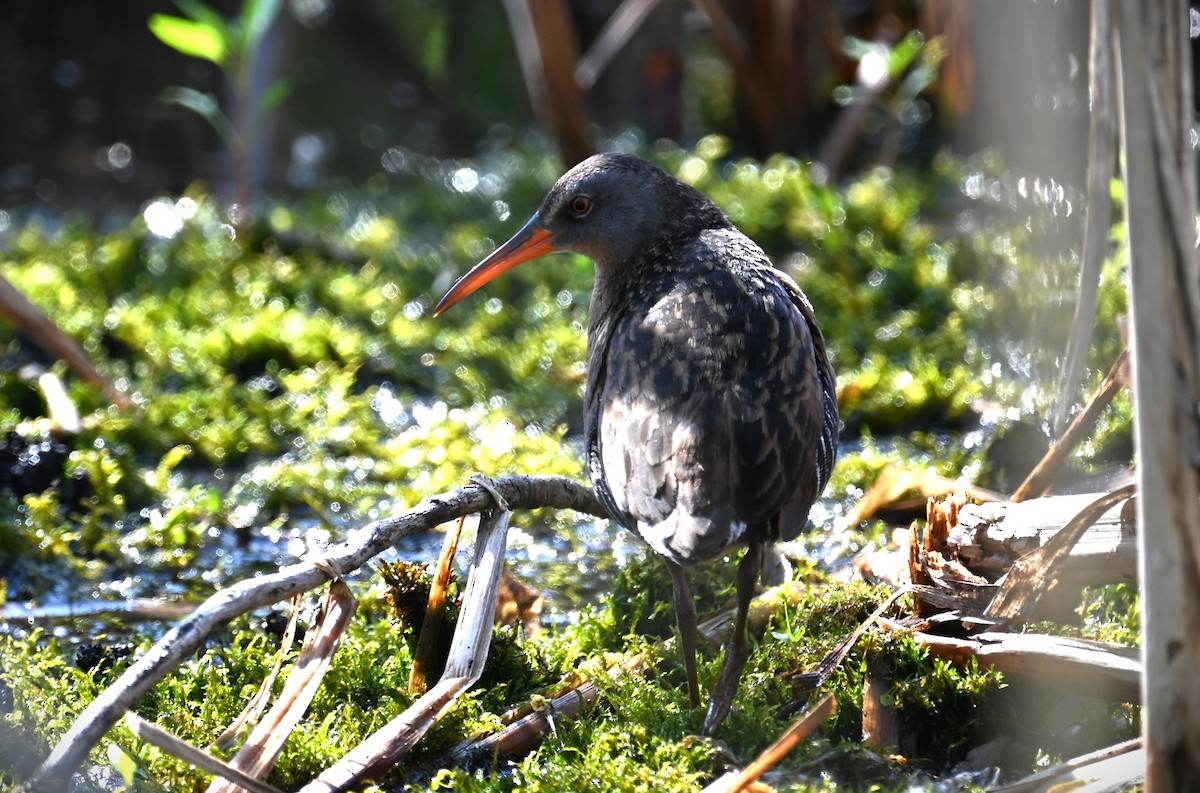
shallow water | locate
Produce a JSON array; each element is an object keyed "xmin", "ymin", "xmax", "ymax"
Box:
[{"xmin": 1, "ymin": 472, "xmax": 862, "ymax": 645}]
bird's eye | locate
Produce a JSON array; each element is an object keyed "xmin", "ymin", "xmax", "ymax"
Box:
[{"xmin": 567, "ymin": 195, "xmax": 592, "ymax": 217}]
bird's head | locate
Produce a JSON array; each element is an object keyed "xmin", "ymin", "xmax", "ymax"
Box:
[{"xmin": 433, "ymin": 153, "xmax": 725, "ymax": 316}]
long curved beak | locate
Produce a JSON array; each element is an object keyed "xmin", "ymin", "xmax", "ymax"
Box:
[{"xmin": 433, "ymin": 217, "xmax": 558, "ymax": 316}]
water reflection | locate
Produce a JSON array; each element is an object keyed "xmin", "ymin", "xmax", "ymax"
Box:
[{"xmin": 954, "ymin": 152, "xmax": 1102, "ymax": 421}]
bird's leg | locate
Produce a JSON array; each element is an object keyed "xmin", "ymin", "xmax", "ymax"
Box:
[
  {"xmin": 666, "ymin": 561, "xmax": 701, "ymax": 709},
  {"xmin": 702, "ymin": 540, "xmax": 763, "ymax": 735}
]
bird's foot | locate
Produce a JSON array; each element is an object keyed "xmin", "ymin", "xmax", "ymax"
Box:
[
  {"xmin": 701, "ymin": 633, "xmax": 749, "ymax": 735},
  {"xmin": 702, "ymin": 540, "xmax": 762, "ymax": 735}
]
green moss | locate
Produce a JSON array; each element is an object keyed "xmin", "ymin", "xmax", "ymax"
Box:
[
  {"xmin": 860, "ymin": 633, "xmax": 1004, "ymax": 766},
  {"xmin": 1025, "ymin": 582, "xmax": 1141, "ymax": 648},
  {"xmin": 0, "ymin": 630, "xmax": 105, "ymax": 785},
  {"xmin": 1077, "ymin": 583, "xmax": 1140, "ymax": 646}
]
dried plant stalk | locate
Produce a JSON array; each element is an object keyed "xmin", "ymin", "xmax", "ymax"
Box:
[
  {"xmin": 0, "ymin": 273, "xmax": 131, "ymax": 409},
  {"xmin": 900, "ymin": 629, "xmax": 1140, "ymax": 702},
  {"xmin": 211, "ymin": 595, "xmax": 302, "ymax": 752},
  {"xmin": 122, "ymin": 712, "xmax": 286, "ymax": 793},
  {"xmin": 298, "ymin": 506, "xmax": 512, "ymax": 792},
  {"xmin": 701, "ymin": 693, "xmax": 837, "ymax": 793},
  {"xmin": 984, "ymin": 485, "xmax": 1135, "ymax": 622},
  {"xmin": 990, "ymin": 737, "xmax": 1142, "ymax": 793},
  {"xmin": 208, "ymin": 579, "xmax": 357, "ymax": 792},
  {"xmin": 449, "ymin": 654, "xmax": 647, "ymax": 765},
  {"xmin": 410, "ymin": 513, "xmax": 468, "ymax": 694}
]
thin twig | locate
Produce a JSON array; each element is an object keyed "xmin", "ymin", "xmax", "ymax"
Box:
[
  {"xmin": 1, "ymin": 598, "xmax": 196, "ymax": 624},
  {"xmin": 0, "ymin": 273, "xmax": 133, "ymax": 410},
  {"xmin": 702, "ymin": 693, "xmax": 838, "ymax": 793},
  {"xmin": 1012, "ymin": 350, "xmax": 1129, "ymax": 502}
]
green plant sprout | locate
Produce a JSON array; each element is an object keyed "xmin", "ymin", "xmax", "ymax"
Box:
[
  {"xmin": 834, "ymin": 31, "xmax": 945, "ymax": 168},
  {"xmin": 148, "ymin": 0, "xmax": 290, "ymax": 219}
]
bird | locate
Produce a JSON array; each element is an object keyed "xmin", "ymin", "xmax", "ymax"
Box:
[{"xmin": 433, "ymin": 153, "xmax": 838, "ymax": 734}]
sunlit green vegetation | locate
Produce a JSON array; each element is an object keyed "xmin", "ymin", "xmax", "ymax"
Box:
[{"xmin": 0, "ymin": 140, "xmax": 1132, "ymax": 790}]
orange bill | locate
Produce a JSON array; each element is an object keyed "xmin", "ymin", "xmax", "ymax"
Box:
[{"xmin": 433, "ymin": 218, "xmax": 558, "ymax": 316}]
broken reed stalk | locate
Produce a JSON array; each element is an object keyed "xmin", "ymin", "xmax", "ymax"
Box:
[
  {"xmin": 990, "ymin": 736, "xmax": 1143, "ymax": 793},
  {"xmin": 25, "ymin": 475, "xmax": 607, "ymax": 793},
  {"xmin": 300, "ymin": 505, "xmax": 513, "ymax": 793},
  {"xmin": 208, "ymin": 580, "xmax": 358, "ymax": 792},
  {"xmin": 449, "ymin": 654, "xmax": 647, "ymax": 766},
  {"xmin": 1011, "ymin": 350, "xmax": 1130, "ymax": 502},
  {"xmin": 122, "ymin": 712, "xmax": 287, "ymax": 793},
  {"xmin": 910, "ymin": 492, "xmax": 974, "ymax": 617},
  {"xmin": 897, "ymin": 628, "xmax": 1141, "ymax": 702},
  {"xmin": 948, "ymin": 492, "xmax": 1137, "ymax": 585},
  {"xmin": 118, "ymin": 583, "xmax": 353, "ymax": 793},
  {"xmin": 410, "ymin": 512, "xmax": 468, "ymax": 694}
]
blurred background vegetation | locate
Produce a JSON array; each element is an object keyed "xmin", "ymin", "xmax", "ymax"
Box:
[{"xmin": 1, "ymin": 0, "xmax": 1092, "ymax": 209}]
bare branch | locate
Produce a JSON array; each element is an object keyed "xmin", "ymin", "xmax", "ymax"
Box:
[{"xmin": 25, "ymin": 475, "xmax": 605, "ymax": 792}]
